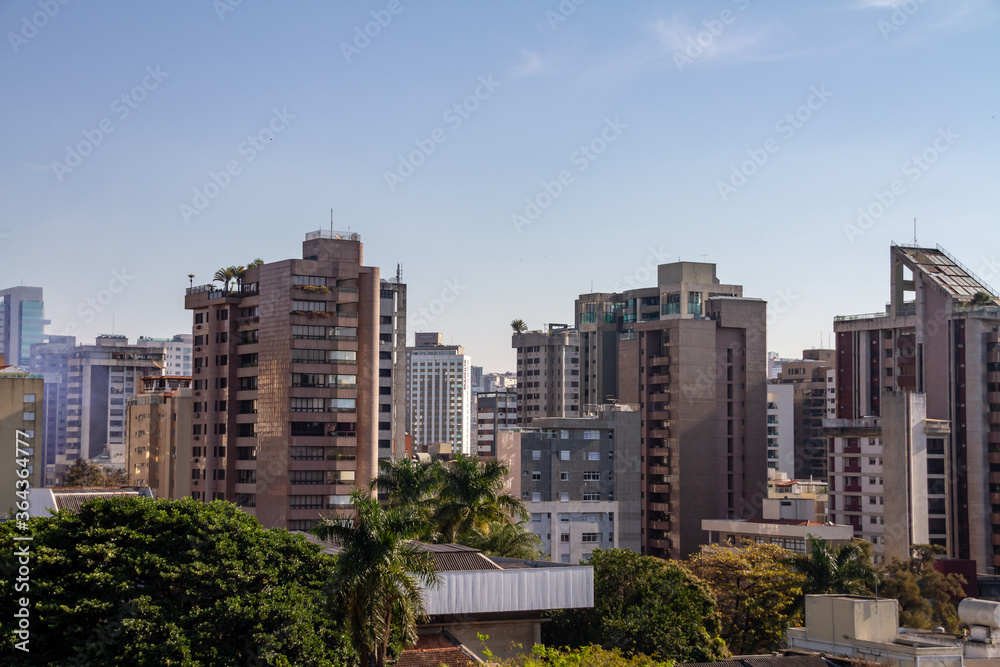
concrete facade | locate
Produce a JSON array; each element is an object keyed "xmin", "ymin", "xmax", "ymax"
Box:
[
  {"xmin": 475, "ymin": 390, "xmax": 517, "ymax": 458},
  {"xmin": 378, "ymin": 274, "xmax": 407, "ymax": 460},
  {"xmin": 774, "ymin": 350, "xmax": 834, "ymax": 480},
  {"xmin": 833, "ymin": 244, "xmax": 1000, "ymax": 571},
  {"xmin": 511, "ymin": 325, "xmax": 580, "ymax": 425},
  {"xmin": 767, "ymin": 383, "xmax": 795, "ymax": 476},
  {"xmin": 406, "ymin": 333, "xmax": 471, "ymax": 455},
  {"xmin": 518, "ymin": 407, "xmax": 641, "ymax": 562},
  {"xmin": 183, "ymin": 230, "xmax": 382, "ymax": 531},
  {"xmin": 126, "ymin": 375, "xmax": 193, "ymax": 500},
  {"xmin": 0, "ymin": 367, "xmax": 44, "ymax": 519}
]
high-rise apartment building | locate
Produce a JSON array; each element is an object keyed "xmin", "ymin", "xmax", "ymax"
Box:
[
  {"xmin": 767, "ymin": 383, "xmax": 795, "ymax": 476},
  {"xmin": 832, "ymin": 243, "xmax": 1000, "ymax": 571},
  {"xmin": 64, "ymin": 335, "xmax": 165, "ymax": 479},
  {"xmin": 0, "ymin": 286, "xmax": 47, "ymax": 367},
  {"xmin": 0, "ymin": 365, "xmax": 43, "ymax": 517},
  {"xmin": 575, "ymin": 261, "xmax": 768, "ymax": 558},
  {"xmin": 137, "ymin": 334, "xmax": 193, "ymax": 376},
  {"xmin": 774, "ymin": 350, "xmax": 835, "ymax": 480},
  {"xmin": 379, "ymin": 273, "xmax": 407, "ymax": 460},
  {"xmin": 519, "ymin": 407, "xmax": 642, "ymax": 562},
  {"xmin": 184, "ymin": 230, "xmax": 382, "ymax": 531},
  {"xmin": 475, "ymin": 390, "xmax": 517, "ymax": 457},
  {"xmin": 406, "ymin": 332, "xmax": 471, "ymax": 455},
  {"xmin": 511, "ymin": 324, "xmax": 580, "ymax": 425},
  {"xmin": 29, "ymin": 334, "xmax": 75, "ymax": 486},
  {"xmin": 126, "ymin": 375, "xmax": 193, "ymax": 499}
]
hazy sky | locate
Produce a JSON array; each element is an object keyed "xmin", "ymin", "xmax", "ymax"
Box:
[{"xmin": 2, "ymin": 0, "xmax": 998, "ymax": 371}]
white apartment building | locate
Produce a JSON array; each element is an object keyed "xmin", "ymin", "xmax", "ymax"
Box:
[
  {"xmin": 766, "ymin": 383, "xmax": 795, "ymax": 476},
  {"xmin": 136, "ymin": 334, "xmax": 192, "ymax": 376},
  {"xmin": 406, "ymin": 332, "xmax": 471, "ymax": 455}
]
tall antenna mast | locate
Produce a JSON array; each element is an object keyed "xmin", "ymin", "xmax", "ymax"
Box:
[
  {"xmin": 913, "ymin": 217, "xmax": 917, "ymax": 245},
  {"xmin": 330, "ymin": 208, "xmax": 334, "ymax": 236}
]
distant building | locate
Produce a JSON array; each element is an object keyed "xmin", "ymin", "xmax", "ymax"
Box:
[
  {"xmin": 0, "ymin": 286, "xmax": 47, "ymax": 367},
  {"xmin": 474, "ymin": 390, "xmax": 517, "ymax": 458},
  {"xmin": 406, "ymin": 332, "xmax": 471, "ymax": 455},
  {"xmin": 0, "ymin": 365, "xmax": 44, "ymax": 518},
  {"xmin": 29, "ymin": 334, "xmax": 76, "ymax": 486},
  {"xmin": 517, "ymin": 406, "xmax": 641, "ymax": 563},
  {"xmin": 64, "ymin": 335, "xmax": 165, "ymax": 482},
  {"xmin": 767, "ymin": 383, "xmax": 795, "ymax": 476},
  {"xmin": 470, "ymin": 365, "xmax": 484, "ymax": 392},
  {"xmin": 137, "ymin": 334, "xmax": 192, "ymax": 376},
  {"xmin": 774, "ymin": 349, "xmax": 835, "ymax": 480},
  {"xmin": 482, "ymin": 371, "xmax": 516, "ymax": 393},
  {"xmin": 511, "ymin": 324, "xmax": 580, "ymax": 425},
  {"xmin": 126, "ymin": 375, "xmax": 193, "ymax": 499}
]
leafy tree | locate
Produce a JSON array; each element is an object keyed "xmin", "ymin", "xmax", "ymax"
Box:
[
  {"xmin": 462, "ymin": 520, "xmax": 547, "ymax": 561},
  {"xmin": 545, "ymin": 549, "xmax": 727, "ymax": 663},
  {"xmin": 511, "ymin": 319, "xmax": 527, "ymax": 334},
  {"xmin": 247, "ymin": 257, "xmax": 265, "ymax": 268},
  {"xmin": 686, "ymin": 541, "xmax": 805, "ymax": 655},
  {"xmin": 433, "ymin": 453, "xmax": 528, "ymax": 543},
  {"xmin": 0, "ymin": 497, "xmax": 351, "ymax": 666},
  {"xmin": 313, "ymin": 489, "xmax": 438, "ymax": 667},
  {"xmin": 506, "ymin": 644, "xmax": 676, "ymax": 667},
  {"xmin": 62, "ymin": 458, "xmax": 127, "ymax": 487},
  {"xmin": 971, "ymin": 291, "xmax": 993, "ymax": 305},
  {"xmin": 880, "ymin": 544, "xmax": 966, "ymax": 632},
  {"xmin": 789, "ymin": 536, "xmax": 879, "ymax": 599}
]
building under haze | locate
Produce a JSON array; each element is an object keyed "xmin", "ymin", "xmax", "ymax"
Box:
[
  {"xmin": 126, "ymin": 375, "xmax": 193, "ymax": 499},
  {"xmin": 474, "ymin": 390, "xmax": 517, "ymax": 458},
  {"xmin": 0, "ymin": 286, "xmax": 47, "ymax": 367},
  {"xmin": 137, "ymin": 334, "xmax": 193, "ymax": 376},
  {"xmin": 406, "ymin": 332, "xmax": 471, "ymax": 456},
  {"xmin": 773, "ymin": 349, "xmax": 835, "ymax": 480},
  {"xmin": 574, "ymin": 261, "xmax": 768, "ymax": 558},
  {"xmin": 64, "ymin": 335, "xmax": 165, "ymax": 482},
  {"xmin": 378, "ymin": 273, "xmax": 407, "ymax": 460},
  {"xmin": 184, "ymin": 230, "xmax": 383, "ymax": 530},
  {"xmin": 29, "ymin": 334, "xmax": 76, "ymax": 486},
  {"xmin": 831, "ymin": 243, "xmax": 1000, "ymax": 572}
]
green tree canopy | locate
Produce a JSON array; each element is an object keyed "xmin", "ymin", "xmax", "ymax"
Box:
[
  {"xmin": 433, "ymin": 453, "xmax": 528, "ymax": 544},
  {"xmin": 880, "ymin": 544, "xmax": 966, "ymax": 632},
  {"xmin": 686, "ymin": 541, "xmax": 805, "ymax": 655},
  {"xmin": 461, "ymin": 520, "xmax": 547, "ymax": 561},
  {"xmin": 0, "ymin": 497, "xmax": 351, "ymax": 666},
  {"xmin": 544, "ymin": 548, "xmax": 727, "ymax": 663}
]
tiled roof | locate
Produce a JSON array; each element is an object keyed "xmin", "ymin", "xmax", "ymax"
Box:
[{"xmin": 396, "ymin": 633, "xmax": 479, "ymax": 667}]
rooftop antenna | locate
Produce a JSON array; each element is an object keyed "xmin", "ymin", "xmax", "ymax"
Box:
[
  {"xmin": 330, "ymin": 208, "xmax": 334, "ymax": 236},
  {"xmin": 913, "ymin": 217, "xmax": 918, "ymax": 245}
]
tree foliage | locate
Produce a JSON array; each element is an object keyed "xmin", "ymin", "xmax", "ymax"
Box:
[
  {"xmin": 313, "ymin": 490, "xmax": 438, "ymax": 667},
  {"xmin": 62, "ymin": 457, "xmax": 127, "ymax": 487},
  {"xmin": 0, "ymin": 497, "xmax": 351, "ymax": 666},
  {"xmin": 461, "ymin": 520, "xmax": 547, "ymax": 561},
  {"xmin": 545, "ymin": 549, "xmax": 727, "ymax": 663},
  {"xmin": 880, "ymin": 545, "xmax": 966, "ymax": 633},
  {"xmin": 506, "ymin": 644, "xmax": 676, "ymax": 667},
  {"xmin": 686, "ymin": 542, "xmax": 805, "ymax": 655},
  {"xmin": 789, "ymin": 536, "xmax": 879, "ymax": 599},
  {"xmin": 433, "ymin": 454, "xmax": 528, "ymax": 543}
]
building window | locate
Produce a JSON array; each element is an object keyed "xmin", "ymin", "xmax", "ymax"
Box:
[
  {"xmin": 23, "ymin": 394, "xmax": 35, "ymax": 403},
  {"xmin": 559, "ymin": 471, "xmax": 570, "ymax": 481},
  {"xmin": 583, "ymin": 471, "xmax": 600, "ymax": 481},
  {"xmin": 583, "ymin": 430, "xmax": 600, "ymax": 439},
  {"xmin": 687, "ymin": 292, "xmax": 702, "ymax": 314},
  {"xmin": 531, "ymin": 471, "xmax": 541, "ymax": 481},
  {"xmin": 560, "ymin": 534, "xmax": 570, "ymax": 543},
  {"xmin": 560, "ymin": 450, "xmax": 570, "ymax": 460},
  {"xmin": 581, "ymin": 533, "xmax": 599, "ymax": 543},
  {"xmin": 560, "ymin": 492, "xmax": 569, "ymax": 502},
  {"xmin": 531, "ymin": 492, "xmax": 541, "ymax": 502},
  {"xmin": 583, "ymin": 492, "xmax": 599, "ymax": 502}
]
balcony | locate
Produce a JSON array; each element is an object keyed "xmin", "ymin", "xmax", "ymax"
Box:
[
  {"xmin": 991, "ymin": 493, "xmax": 1000, "ymax": 506},
  {"xmin": 648, "ymin": 538, "xmax": 671, "ymax": 551},
  {"xmin": 990, "ymin": 472, "xmax": 1000, "ymax": 485},
  {"xmin": 649, "ymin": 483, "xmax": 671, "ymax": 494},
  {"xmin": 649, "ymin": 520, "xmax": 671, "ymax": 531},
  {"xmin": 647, "ymin": 465, "xmax": 671, "ymax": 476},
  {"xmin": 650, "ymin": 355, "xmax": 671, "ymax": 366},
  {"xmin": 993, "ymin": 513, "xmax": 1000, "ymax": 526},
  {"xmin": 647, "ymin": 447, "xmax": 671, "ymax": 457},
  {"xmin": 648, "ymin": 502, "xmax": 670, "ymax": 513},
  {"xmin": 990, "ymin": 453, "xmax": 1000, "ymax": 466},
  {"xmin": 648, "ymin": 429, "xmax": 670, "ymax": 439},
  {"xmin": 990, "ymin": 413, "xmax": 1000, "ymax": 426}
]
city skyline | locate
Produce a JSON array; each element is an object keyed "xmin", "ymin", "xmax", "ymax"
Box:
[{"xmin": 3, "ymin": 1, "xmax": 998, "ymax": 372}]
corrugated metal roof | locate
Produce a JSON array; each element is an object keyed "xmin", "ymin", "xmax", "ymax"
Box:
[{"xmin": 53, "ymin": 490, "xmax": 144, "ymax": 512}]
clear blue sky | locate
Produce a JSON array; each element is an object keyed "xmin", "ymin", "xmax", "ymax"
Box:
[{"xmin": 2, "ymin": 0, "xmax": 998, "ymax": 371}]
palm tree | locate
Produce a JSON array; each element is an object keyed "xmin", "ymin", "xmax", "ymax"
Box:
[
  {"xmin": 462, "ymin": 520, "xmax": 547, "ymax": 560},
  {"xmin": 370, "ymin": 457, "xmax": 442, "ymax": 535},
  {"xmin": 213, "ymin": 267, "xmax": 231, "ymax": 292},
  {"xmin": 511, "ymin": 319, "xmax": 527, "ymax": 334},
  {"xmin": 229, "ymin": 265, "xmax": 246, "ymax": 293},
  {"xmin": 313, "ymin": 490, "xmax": 438, "ymax": 667},
  {"xmin": 788, "ymin": 535, "xmax": 879, "ymax": 601},
  {"xmin": 433, "ymin": 454, "xmax": 528, "ymax": 543},
  {"xmin": 187, "ymin": 273, "xmax": 194, "ymax": 288},
  {"xmin": 247, "ymin": 257, "xmax": 264, "ymax": 268}
]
